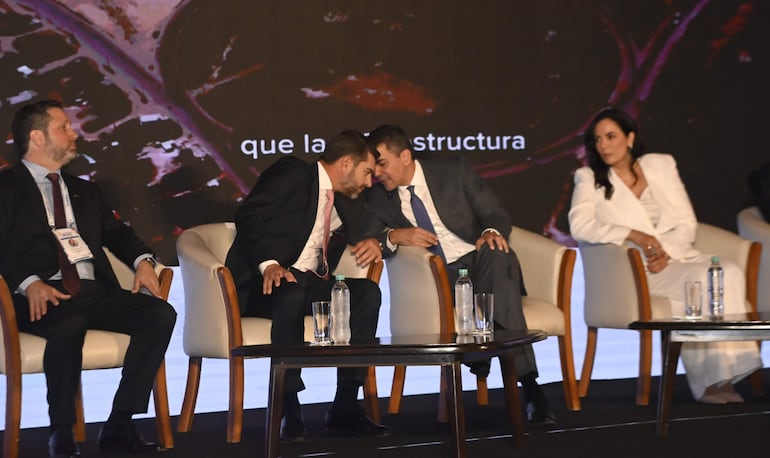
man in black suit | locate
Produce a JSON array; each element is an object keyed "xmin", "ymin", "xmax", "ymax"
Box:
[
  {"xmin": 225, "ymin": 129, "xmax": 389, "ymax": 442},
  {"xmin": 359, "ymin": 124, "xmax": 556, "ymax": 425},
  {"xmin": 0, "ymin": 100, "xmax": 177, "ymax": 457}
]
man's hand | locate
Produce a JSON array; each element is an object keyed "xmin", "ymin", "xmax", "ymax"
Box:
[
  {"xmin": 24, "ymin": 280, "xmax": 70, "ymax": 321},
  {"xmin": 389, "ymin": 227, "xmax": 439, "ymax": 248},
  {"xmin": 351, "ymin": 238, "xmax": 382, "ymax": 267},
  {"xmin": 132, "ymin": 259, "xmax": 162, "ymax": 297},
  {"xmin": 262, "ymin": 263, "xmax": 297, "ymax": 295},
  {"xmin": 475, "ymin": 230, "xmax": 510, "ymax": 253}
]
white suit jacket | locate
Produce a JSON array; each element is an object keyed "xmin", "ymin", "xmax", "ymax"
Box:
[{"xmin": 568, "ymin": 153, "xmax": 700, "ymax": 261}]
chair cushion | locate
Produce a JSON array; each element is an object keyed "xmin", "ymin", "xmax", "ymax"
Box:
[
  {"xmin": 237, "ymin": 316, "xmax": 317, "ymax": 348},
  {"xmin": 6, "ymin": 330, "xmax": 130, "ymax": 375},
  {"xmin": 522, "ymin": 297, "xmax": 565, "ymax": 336}
]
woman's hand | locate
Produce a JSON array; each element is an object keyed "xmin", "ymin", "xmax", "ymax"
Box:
[{"xmin": 627, "ymin": 229, "xmax": 668, "ymax": 273}]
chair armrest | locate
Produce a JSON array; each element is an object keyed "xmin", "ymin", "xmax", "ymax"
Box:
[
  {"xmin": 579, "ymin": 243, "xmax": 649, "ymax": 328},
  {"xmin": 694, "ymin": 222, "xmax": 753, "ymax": 270},
  {"xmin": 0, "ymin": 276, "xmax": 22, "ymax": 376}
]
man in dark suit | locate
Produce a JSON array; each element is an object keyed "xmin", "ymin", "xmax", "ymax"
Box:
[
  {"xmin": 0, "ymin": 100, "xmax": 177, "ymax": 457},
  {"xmin": 359, "ymin": 124, "xmax": 556, "ymax": 425},
  {"xmin": 225, "ymin": 129, "xmax": 389, "ymax": 442}
]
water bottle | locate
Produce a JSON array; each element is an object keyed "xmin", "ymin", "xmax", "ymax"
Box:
[
  {"xmin": 330, "ymin": 274, "xmax": 351, "ymax": 343},
  {"xmin": 707, "ymin": 256, "xmax": 724, "ymax": 319},
  {"xmin": 454, "ymin": 268, "xmax": 474, "ymax": 335}
]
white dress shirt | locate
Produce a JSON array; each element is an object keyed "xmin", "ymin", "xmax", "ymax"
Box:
[{"xmin": 258, "ymin": 162, "xmax": 342, "ymax": 274}]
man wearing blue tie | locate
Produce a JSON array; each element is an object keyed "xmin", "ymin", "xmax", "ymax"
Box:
[{"xmin": 359, "ymin": 124, "xmax": 556, "ymax": 426}]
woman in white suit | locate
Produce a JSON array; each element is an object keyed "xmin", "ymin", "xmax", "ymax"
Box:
[{"xmin": 569, "ymin": 107, "xmax": 762, "ymax": 403}]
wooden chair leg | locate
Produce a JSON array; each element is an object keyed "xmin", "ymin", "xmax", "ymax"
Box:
[
  {"xmin": 152, "ymin": 360, "xmax": 174, "ymax": 449},
  {"xmin": 475, "ymin": 375, "xmax": 489, "ymax": 406},
  {"xmin": 74, "ymin": 383, "xmax": 86, "ymax": 442},
  {"xmin": 437, "ymin": 368, "xmax": 449, "ymax": 423},
  {"xmin": 4, "ymin": 372, "xmax": 22, "ymax": 458},
  {"xmin": 388, "ymin": 365, "xmax": 407, "ymax": 414},
  {"xmin": 557, "ymin": 335, "xmax": 581, "ymax": 411},
  {"xmin": 227, "ymin": 356, "xmax": 244, "ymax": 443},
  {"xmin": 578, "ymin": 327, "xmax": 598, "ymax": 398},
  {"xmin": 177, "ymin": 357, "xmax": 202, "ymax": 433},
  {"xmin": 636, "ymin": 329, "xmax": 652, "ymax": 406},
  {"xmin": 363, "ymin": 366, "xmax": 380, "ymax": 424}
]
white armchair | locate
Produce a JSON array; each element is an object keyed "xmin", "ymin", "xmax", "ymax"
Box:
[
  {"xmin": 509, "ymin": 226, "xmax": 580, "ymax": 411},
  {"xmin": 0, "ymin": 250, "xmax": 174, "ymax": 458},
  {"xmin": 578, "ymin": 222, "xmax": 763, "ymax": 405},
  {"xmin": 385, "ymin": 225, "xmax": 581, "ymax": 420},
  {"xmin": 175, "ymin": 222, "xmax": 382, "ymax": 443}
]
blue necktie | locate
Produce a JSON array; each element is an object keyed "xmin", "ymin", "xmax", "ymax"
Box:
[{"xmin": 408, "ymin": 185, "xmax": 446, "ymax": 261}]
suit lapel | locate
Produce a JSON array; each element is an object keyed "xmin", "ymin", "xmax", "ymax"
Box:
[
  {"xmin": 300, "ymin": 163, "xmax": 320, "ymax": 244},
  {"xmin": 12, "ymin": 165, "xmax": 50, "ymax": 229},
  {"xmin": 608, "ymin": 169, "xmax": 657, "ymax": 234}
]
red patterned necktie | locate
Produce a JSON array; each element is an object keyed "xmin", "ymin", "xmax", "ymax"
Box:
[{"xmin": 46, "ymin": 173, "xmax": 81, "ymax": 295}]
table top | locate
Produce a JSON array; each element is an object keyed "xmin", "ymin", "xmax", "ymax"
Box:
[
  {"xmin": 629, "ymin": 311, "xmax": 770, "ymax": 331},
  {"xmin": 231, "ymin": 329, "xmax": 547, "ymax": 359}
]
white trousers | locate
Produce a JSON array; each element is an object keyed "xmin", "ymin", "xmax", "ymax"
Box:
[{"xmin": 646, "ymin": 255, "xmax": 762, "ymax": 400}]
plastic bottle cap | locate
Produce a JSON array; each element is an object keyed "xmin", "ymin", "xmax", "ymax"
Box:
[
  {"xmin": 335, "ymin": 274, "xmax": 345, "ymax": 281},
  {"xmin": 711, "ymin": 256, "xmax": 719, "ymax": 264},
  {"xmin": 458, "ymin": 268, "xmax": 469, "ymax": 276}
]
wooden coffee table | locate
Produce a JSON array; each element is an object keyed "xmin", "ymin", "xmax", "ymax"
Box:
[
  {"xmin": 630, "ymin": 312, "xmax": 770, "ymax": 436},
  {"xmin": 231, "ymin": 329, "xmax": 546, "ymax": 458}
]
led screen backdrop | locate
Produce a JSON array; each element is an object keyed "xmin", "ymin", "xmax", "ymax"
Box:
[{"xmin": 1, "ymin": 0, "xmax": 768, "ymax": 263}]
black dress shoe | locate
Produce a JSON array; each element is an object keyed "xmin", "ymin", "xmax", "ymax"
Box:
[
  {"xmin": 280, "ymin": 412, "xmax": 307, "ymax": 443},
  {"xmin": 467, "ymin": 359, "xmax": 491, "ymax": 378},
  {"xmin": 48, "ymin": 429, "xmax": 81, "ymax": 458},
  {"xmin": 98, "ymin": 418, "xmax": 163, "ymax": 453},
  {"xmin": 324, "ymin": 404, "xmax": 392, "ymax": 436},
  {"xmin": 526, "ymin": 396, "xmax": 557, "ymax": 426}
]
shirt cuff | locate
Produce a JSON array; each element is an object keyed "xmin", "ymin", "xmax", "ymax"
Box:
[
  {"xmin": 482, "ymin": 228, "xmax": 501, "ymax": 236},
  {"xmin": 385, "ymin": 229, "xmax": 398, "ymax": 252},
  {"xmin": 259, "ymin": 260, "xmax": 279, "ymax": 275},
  {"xmin": 133, "ymin": 254, "xmax": 156, "ymax": 270},
  {"xmin": 18, "ymin": 275, "xmax": 42, "ymax": 296}
]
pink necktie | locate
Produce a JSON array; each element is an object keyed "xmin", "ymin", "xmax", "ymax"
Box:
[
  {"xmin": 320, "ymin": 189, "xmax": 334, "ymax": 278},
  {"xmin": 46, "ymin": 173, "xmax": 81, "ymax": 295}
]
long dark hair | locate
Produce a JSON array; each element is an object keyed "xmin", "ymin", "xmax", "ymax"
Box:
[{"xmin": 583, "ymin": 107, "xmax": 646, "ymax": 199}]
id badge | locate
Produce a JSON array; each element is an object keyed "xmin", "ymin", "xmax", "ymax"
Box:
[{"xmin": 53, "ymin": 228, "xmax": 94, "ymax": 263}]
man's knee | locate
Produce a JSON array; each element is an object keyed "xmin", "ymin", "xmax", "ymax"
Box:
[
  {"xmin": 46, "ymin": 312, "xmax": 88, "ymax": 345},
  {"xmin": 476, "ymin": 244, "xmax": 515, "ymax": 269}
]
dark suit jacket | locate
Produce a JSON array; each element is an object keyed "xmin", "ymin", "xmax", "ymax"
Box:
[
  {"xmin": 0, "ymin": 164, "xmax": 152, "ymax": 294},
  {"xmin": 225, "ymin": 156, "xmax": 363, "ymax": 307},
  {"xmin": 362, "ymin": 155, "xmax": 512, "ymax": 258}
]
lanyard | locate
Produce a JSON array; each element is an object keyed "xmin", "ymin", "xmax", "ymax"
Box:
[{"xmin": 43, "ymin": 175, "xmax": 77, "ymax": 229}]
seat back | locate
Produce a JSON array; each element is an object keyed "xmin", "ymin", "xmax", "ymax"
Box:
[
  {"xmin": 737, "ymin": 208, "xmax": 769, "ymax": 312},
  {"xmin": 695, "ymin": 221, "xmax": 761, "ymax": 312},
  {"xmin": 509, "ymin": 226, "xmax": 573, "ymax": 335},
  {"xmin": 386, "ymin": 246, "xmax": 453, "ymax": 336},
  {"xmin": 177, "ymin": 222, "xmax": 237, "ymax": 359}
]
